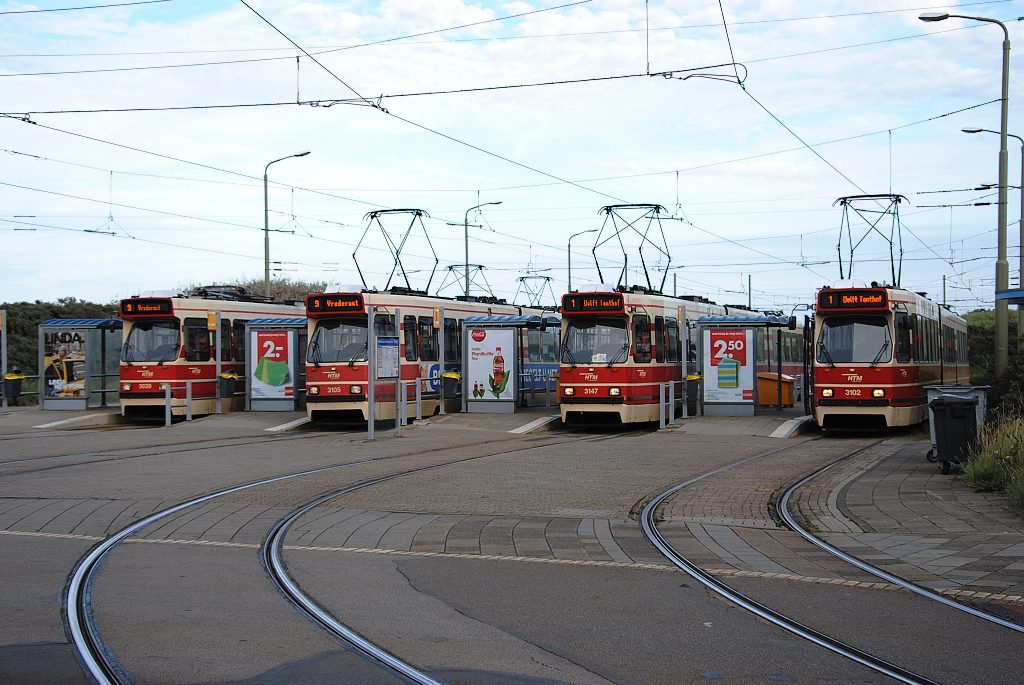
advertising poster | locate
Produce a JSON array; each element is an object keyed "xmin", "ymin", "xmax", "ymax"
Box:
[
  {"xmin": 702, "ymin": 328, "xmax": 754, "ymax": 404},
  {"xmin": 467, "ymin": 328, "xmax": 515, "ymax": 401},
  {"xmin": 250, "ymin": 330, "xmax": 294, "ymax": 399},
  {"xmin": 44, "ymin": 329, "xmax": 86, "ymax": 398}
]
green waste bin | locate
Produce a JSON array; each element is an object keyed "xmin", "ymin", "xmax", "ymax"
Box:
[
  {"xmin": 928, "ymin": 395, "xmax": 979, "ymax": 474},
  {"xmin": 3, "ymin": 373, "xmax": 26, "ymax": 405}
]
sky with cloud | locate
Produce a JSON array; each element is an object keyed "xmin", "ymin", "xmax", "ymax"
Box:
[{"xmin": 1, "ymin": 0, "xmax": 1021, "ymax": 313}]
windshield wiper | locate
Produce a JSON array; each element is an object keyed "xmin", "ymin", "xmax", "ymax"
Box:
[
  {"xmin": 817, "ymin": 340, "xmax": 836, "ymax": 368},
  {"xmin": 121, "ymin": 341, "xmax": 136, "ymax": 366},
  {"xmin": 607, "ymin": 342, "xmax": 629, "ymax": 366},
  {"xmin": 309, "ymin": 339, "xmax": 322, "ymax": 368},
  {"xmin": 561, "ymin": 342, "xmax": 577, "ymax": 368},
  {"xmin": 870, "ymin": 339, "xmax": 891, "ymax": 366},
  {"xmin": 156, "ymin": 346, "xmax": 179, "ymax": 365},
  {"xmin": 348, "ymin": 342, "xmax": 368, "ymax": 368}
]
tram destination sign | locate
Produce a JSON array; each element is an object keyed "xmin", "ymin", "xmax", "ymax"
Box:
[
  {"xmin": 817, "ymin": 289, "xmax": 889, "ymax": 311},
  {"xmin": 562, "ymin": 292, "xmax": 625, "ymax": 314},
  {"xmin": 120, "ymin": 298, "xmax": 173, "ymax": 318},
  {"xmin": 306, "ymin": 293, "xmax": 365, "ymax": 314}
]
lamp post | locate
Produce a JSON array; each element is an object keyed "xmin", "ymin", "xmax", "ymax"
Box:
[
  {"xmin": 567, "ymin": 229, "xmax": 598, "ymax": 292},
  {"xmin": 463, "ymin": 201, "xmax": 501, "ymax": 298},
  {"xmin": 920, "ymin": 12, "xmax": 1010, "ymax": 375},
  {"xmin": 264, "ymin": 151, "xmax": 310, "ymax": 296},
  {"xmin": 964, "ymin": 127, "xmax": 1024, "ymax": 350}
]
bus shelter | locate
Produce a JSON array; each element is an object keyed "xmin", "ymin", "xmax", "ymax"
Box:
[
  {"xmin": 462, "ymin": 314, "xmax": 560, "ymax": 414},
  {"xmin": 693, "ymin": 314, "xmax": 797, "ymax": 417},
  {"xmin": 244, "ymin": 317, "xmax": 307, "ymax": 412},
  {"xmin": 38, "ymin": 318, "xmax": 122, "ymax": 410}
]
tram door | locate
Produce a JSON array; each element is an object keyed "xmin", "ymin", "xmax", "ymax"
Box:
[{"xmin": 803, "ymin": 314, "xmax": 814, "ymax": 416}]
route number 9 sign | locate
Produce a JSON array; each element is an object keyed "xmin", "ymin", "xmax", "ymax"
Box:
[{"xmin": 703, "ymin": 328, "xmax": 754, "ymax": 403}]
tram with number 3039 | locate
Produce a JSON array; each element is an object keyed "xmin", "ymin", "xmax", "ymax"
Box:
[
  {"xmin": 118, "ymin": 287, "xmax": 304, "ymax": 419},
  {"xmin": 810, "ymin": 281, "xmax": 969, "ymax": 429}
]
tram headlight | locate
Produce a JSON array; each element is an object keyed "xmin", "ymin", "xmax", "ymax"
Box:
[
  {"xmin": 872, "ymin": 388, "xmax": 885, "ymax": 398},
  {"xmin": 308, "ymin": 386, "xmax": 319, "ymax": 396},
  {"xmin": 563, "ymin": 387, "xmax": 575, "ymax": 396},
  {"xmin": 821, "ymin": 388, "xmax": 833, "ymax": 398},
  {"xmin": 609, "ymin": 387, "xmax": 621, "ymax": 396},
  {"xmin": 350, "ymin": 385, "xmax": 363, "ymax": 395},
  {"xmin": 121, "ymin": 382, "xmax": 131, "ymax": 392}
]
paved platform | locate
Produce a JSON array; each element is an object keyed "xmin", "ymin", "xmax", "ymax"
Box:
[{"xmin": 3, "ymin": 403, "xmax": 1021, "ymax": 617}]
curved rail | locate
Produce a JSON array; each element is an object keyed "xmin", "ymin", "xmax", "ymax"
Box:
[
  {"xmin": 640, "ymin": 440, "xmax": 939, "ymax": 685},
  {"xmin": 66, "ymin": 430, "xmax": 611, "ymax": 685},
  {"xmin": 65, "ymin": 458, "xmax": 378, "ymax": 685},
  {"xmin": 778, "ymin": 450, "xmax": 1024, "ymax": 633}
]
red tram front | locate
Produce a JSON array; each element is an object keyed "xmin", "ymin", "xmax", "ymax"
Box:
[
  {"xmin": 119, "ymin": 290, "xmax": 304, "ymax": 419},
  {"xmin": 811, "ymin": 283, "xmax": 969, "ymax": 429},
  {"xmin": 304, "ymin": 289, "xmax": 531, "ymax": 423},
  {"xmin": 558, "ymin": 288, "xmax": 726, "ymax": 424}
]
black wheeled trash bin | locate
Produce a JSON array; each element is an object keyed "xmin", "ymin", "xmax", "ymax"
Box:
[
  {"xmin": 928, "ymin": 395, "xmax": 979, "ymax": 474},
  {"xmin": 3, "ymin": 373, "xmax": 25, "ymax": 406},
  {"xmin": 218, "ymin": 373, "xmax": 239, "ymax": 399}
]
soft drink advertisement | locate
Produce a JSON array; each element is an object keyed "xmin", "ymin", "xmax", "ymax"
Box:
[
  {"xmin": 467, "ymin": 327, "xmax": 515, "ymax": 401},
  {"xmin": 702, "ymin": 328, "xmax": 754, "ymax": 403},
  {"xmin": 250, "ymin": 330, "xmax": 294, "ymax": 398}
]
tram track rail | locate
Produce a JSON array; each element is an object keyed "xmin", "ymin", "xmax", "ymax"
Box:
[
  {"xmin": 640, "ymin": 438, "xmax": 942, "ymax": 685},
  {"xmin": 777, "ymin": 448, "xmax": 1024, "ymax": 633},
  {"xmin": 64, "ymin": 430, "xmax": 618, "ymax": 685},
  {"xmin": 641, "ymin": 436, "xmax": 1024, "ymax": 684}
]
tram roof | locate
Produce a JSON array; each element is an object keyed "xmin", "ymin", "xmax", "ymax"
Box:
[
  {"xmin": 40, "ymin": 318, "xmax": 122, "ymax": 328},
  {"xmin": 693, "ymin": 314, "xmax": 792, "ymax": 327},
  {"xmin": 245, "ymin": 317, "xmax": 307, "ymax": 326},
  {"xmin": 464, "ymin": 314, "xmax": 560, "ymax": 328}
]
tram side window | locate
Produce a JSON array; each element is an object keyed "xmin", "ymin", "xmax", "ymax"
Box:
[
  {"xmin": 403, "ymin": 315, "xmax": 418, "ymax": 361},
  {"xmin": 219, "ymin": 320, "xmax": 232, "ymax": 361},
  {"xmin": 958, "ymin": 330, "xmax": 969, "ymax": 364},
  {"xmin": 666, "ymin": 318, "xmax": 680, "ymax": 363},
  {"xmin": 633, "ymin": 315, "xmax": 651, "ymax": 363},
  {"xmin": 232, "ymin": 321, "xmax": 246, "ymax": 362},
  {"xmin": 418, "ymin": 317, "xmax": 439, "ymax": 361},
  {"xmin": 655, "ymin": 316, "xmax": 666, "ymax": 363},
  {"xmin": 895, "ymin": 312, "xmax": 912, "ymax": 363},
  {"xmin": 943, "ymin": 325, "xmax": 955, "ymax": 363},
  {"xmin": 444, "ymin": 318, "xmax": 460, "ymax": 363},
  {"xmin": 528, "ymin": 329, "xmax": 541, "ymax": 362},
  {"xmin": 183, "ymin": 318, "xmax": 211, "ymax": 361},
  {"xmin": 375, "ymin": 314, "xmax": 396, "ymax": 338}
]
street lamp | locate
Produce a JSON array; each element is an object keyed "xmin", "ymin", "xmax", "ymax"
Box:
[
  {"xmin": 965, "ymin": 127, "xmax": 1024, "ymax": 350},
  {"xmin": 264, "ymin": 151, "xmax": 311, "ymax": 296},
  {"xmin": 463, "ymin": 201, "xmax": 502, "ymax": 298},
  {"xmin": 920, "ymin": 12, "xmax": 1011, "ymax": 375},
  {"xmin": 567, "ymin": 229, "xmax": 598, "ymax": 292}
]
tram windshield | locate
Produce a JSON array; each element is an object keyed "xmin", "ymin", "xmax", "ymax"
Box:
[
  {"xmin": 121, "ymin": 321, "xmax": 181, "ymax": 363},
  {"xmin": 308, "ymin": 318, "xmax": 368, "ymax": 364},
  {"xmin": 561, "ymin": 317, "xmax": 629, "ymax": 365},
  {"xmin": 816, "ymin": 316, "xmax": 892, "ymax": 364}
]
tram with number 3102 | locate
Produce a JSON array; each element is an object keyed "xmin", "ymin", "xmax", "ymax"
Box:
[{"xmin": 810, "ymin": 281, "xmax": 969, "ymax": 429}]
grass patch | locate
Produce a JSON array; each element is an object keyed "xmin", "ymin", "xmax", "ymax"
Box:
[{"xmin": 964, "ymin": 411, "xmax": 1024, "ymax": 510}]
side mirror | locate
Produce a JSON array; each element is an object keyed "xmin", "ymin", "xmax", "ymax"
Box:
[{"xmin": 788, "ymin": 316, "xmax": 797, "ymax": 330}]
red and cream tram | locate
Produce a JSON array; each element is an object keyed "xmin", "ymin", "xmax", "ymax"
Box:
[
  {"xmin": 811, "ymin": 282, "xmax": 969, "ymax": 429},
  {"xmin": 304, "ymin": 289, "xmax": 558, "ymax": 423},
  {"xmin": 119, "ymin": 287, "xmax": 304, "ymax": 418},
  {"xmin": 558, "ymin": 286, "xmax": 730, "ymax": 424}
]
